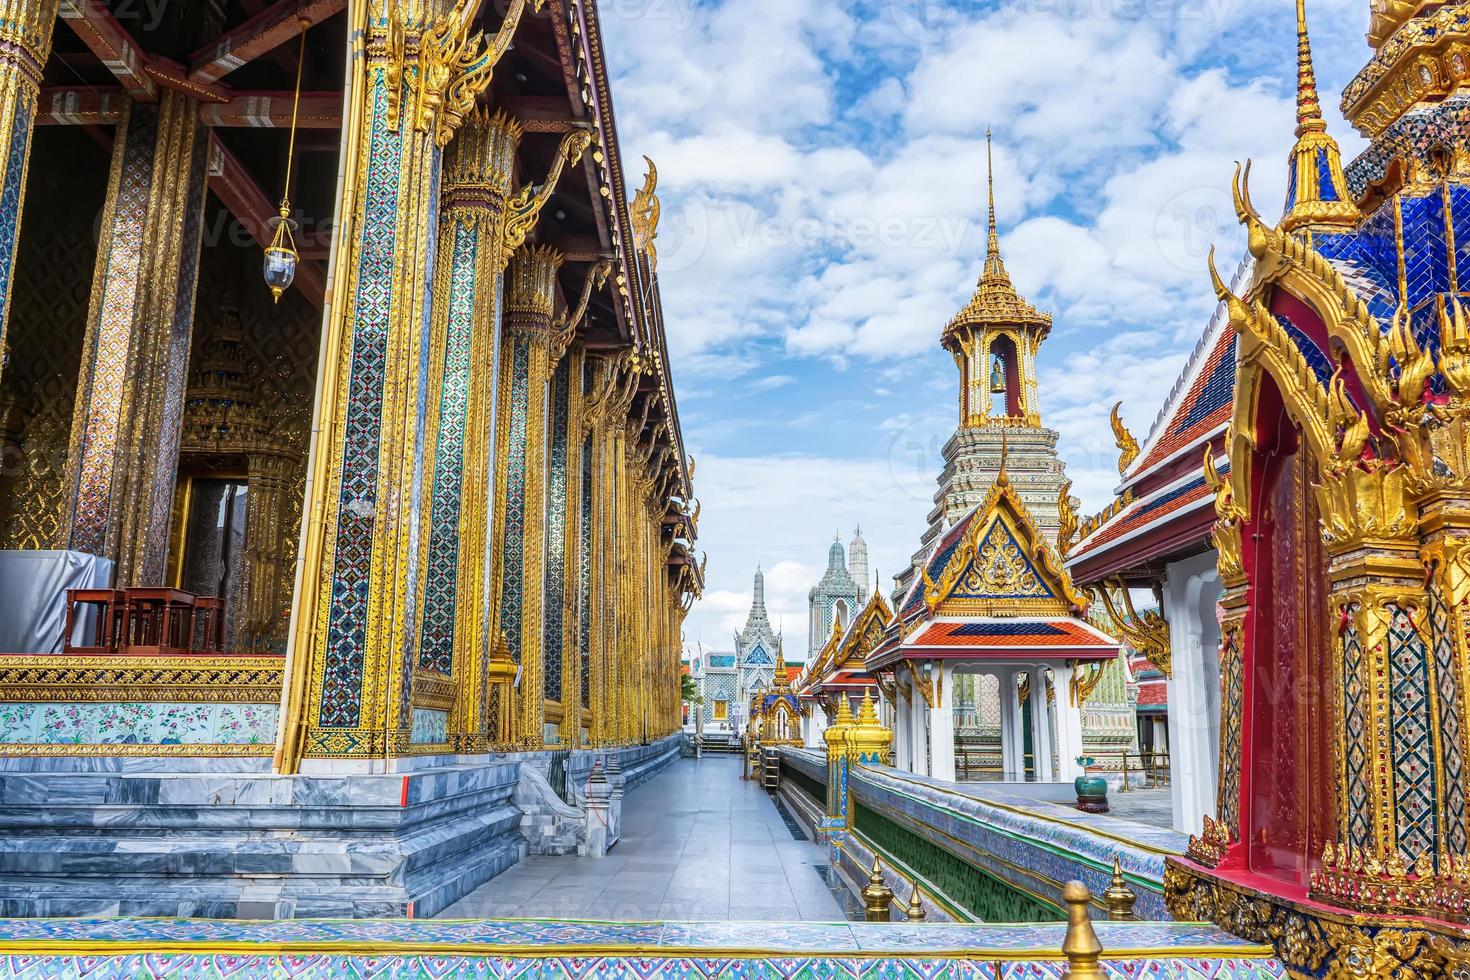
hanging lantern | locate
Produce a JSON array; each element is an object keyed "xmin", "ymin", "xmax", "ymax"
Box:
[
  {"xmin": 265, "ymin": 21, "xmax": 308, "ymax": 303},
  {"xmin": 263, "ymin": 206, "xmax": 299, "ymax": 302}
]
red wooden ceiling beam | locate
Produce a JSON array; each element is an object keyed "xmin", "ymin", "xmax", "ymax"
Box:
[
  {"xmin": 207, "ymin": 135, "xmax": 326, "ymax": 308},
  {"xmin": 200, "ymin": 91, "xmax": 342, "ymax": 129},
  {"xmin": 57, "ymin": 0, "xmax": 156, "ymax": 101},
  {"xmin": 188, "ymin": 0, "xmax": 345, "ymax": 85},
  {"xmin": 35, "ymin": 86, "xmax": 126, "ymax": 126}
]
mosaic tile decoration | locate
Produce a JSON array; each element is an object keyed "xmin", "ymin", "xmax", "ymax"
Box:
[
  {"xmin": 0, "ymin": 893, "xmax": 1287, "ymax": 976},
  {"xmin": 497, "ymin": 339, "xmax": 531, "ymax": 665},
  {"xmin": 141, "ymin": 113, "xmax": 210, "ymax": 586},
  {"xmin": 320, "ymin": 77, "xmax": 404, "ymax": 731},
  {"xmin": 0, "ymin": 99, "xmax": 34, "ymax": 369},
  {"xmin": 1429, "ymin": 579, "xmax": 1468, "ymax": 858},
  {"xmin": 1217, "ymin": 628, "xmax": 1242, "ymax": 834},
  {"xmin": 0, "ymin": 953, "xmax": 1286, "ymax": 979},
  {"xmin": 0, "ymin": 915, "xmax": 1278, "ymax": 959},
  {"xmin": 544, "ymin": 357, "xmax": 571, "ymax": 703},
  {"xmin": 948, "ymin": 519, "xmax": 1054, "ymax": 601},
  {"xmin": 579, "ymin": 433, "xmax": 593, "ymax": 712},
  {"xmin": 400, "ymin": 150, "xmax": 444, "ymax": 734},
  {"xmin": 418, "ymin": 220, "xmax": 481, "ymax": 675},
  {"xmin": 69, "ymin": 103, "xmax": 156, "ymax": 558},
  {"xmin": 1387, "ymin": 603, "xmax": 1437, "ymax": 860},
  {"xmin": 1341, "ymin": 610, "xmax": 1371, "ymax": 850},
  {"xmin": 0, "ymin": 701, "xmax": 277, "ymax": 745}
]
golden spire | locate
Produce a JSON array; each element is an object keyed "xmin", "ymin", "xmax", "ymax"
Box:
[
  {"xmin": 1280, "ymin": 0, "xmax": 1359, "ymax": 236},
  {"xmin": 942, "ymin": 131, "xmax": 1051, "ymax": 348},
  {"xmin": 1294, "ymin": 0, "xmax": 1323, "ymax": 138},
  {"xmin": 984, "ymin": 128, "xmax": 1004, "ymax": 280}
]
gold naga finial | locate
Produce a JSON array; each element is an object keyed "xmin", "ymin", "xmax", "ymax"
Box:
[
  {"xmin": 631, "ymin": 155, "xmax": 660, "ymax": 269},
  {"xmin": 1109, "ymin": 402, "xmax": 1140, "ymax": 474},
  {"xmin": 1280, "ymin": 0, "xmax": 1358, "ymax": 235},
  {"xmin": 997, "ymin": 428, "xmax": 1010, "ymax": 486},
  {"xmin": 1057, "ymin": 481, "xmax": 1079, "ymax": 558}
]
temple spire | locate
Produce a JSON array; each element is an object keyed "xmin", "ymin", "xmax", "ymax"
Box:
[
  {"xmin": 1280, "ymin": 0, "xmax": 1359, "ymax": 235},
  {"xmin": 985, "ymin": 128, "xmax": 1004, "ymax": 278},
  {"xmin": 1294, "ymin": 0, "xmax": 1324, "ymax": 137}
]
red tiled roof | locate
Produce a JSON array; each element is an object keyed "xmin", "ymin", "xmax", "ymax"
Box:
[
  {"xmin": 1137, "ymin": 680, "xmax": 1168, "ymax": 706},
  {"xmin": 1070, "ymin": 468, "xmax": 1221, "ymax": 562},
  {"xmin": 1128, "ymin": 330, "xmax": 1236, "ymax": 479},
  {"xmin": 895, "ymin": 619, "xmax": 1118, "ymax": 661}
]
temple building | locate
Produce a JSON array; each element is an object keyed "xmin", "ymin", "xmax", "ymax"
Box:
[
  {"xmin": 807, "ymin": 530, "xmax": 865, "ymax": 655},
  {"xmin": 732, "ymin": 566, "xmax": 781, "ymax": 730},
  {"xmin": 1066, "ymin": 282, "xmax": 1239, "ymax": 834},
  {"xmin": 1144, "ymin": 1, "xmax": 1470, "ymax": 972},
  {"xmin": 0, "ymin": 0, "xmax": 699, "ymax": 917},
  {"xmin": 876, "ymin": 136, "xmax": 1134, "ymax": 780},
  {"xmin": 895, "ymin": 137, "xmax": 1073, "ymax": 601}
]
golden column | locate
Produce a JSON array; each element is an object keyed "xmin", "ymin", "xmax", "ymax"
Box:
[
  {"xmin": 496, "ymin": 244, "xmax": 562, "ymax": 748},
  {"xmin": 416, "ymin": 109, "xmax": 587, "ymax": 753},
  {"xmin": 0, "ymin": 0, "xmax": 60, "ymax": 389},
  {"xmin": 579, "ymin": 357, "xmax": 632, "ymax": 746},
  {"xmin": 277, "ymin": 0, "xmax": 538, "ymax": 771},
  {"xmin": 59, "ymin": 91, "xmax": 211, "ymax": 585}
]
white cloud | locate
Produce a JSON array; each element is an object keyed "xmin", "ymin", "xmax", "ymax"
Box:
[{"xmin": 681, "ymin": 453, "xmax": 935, "ymax": 657}]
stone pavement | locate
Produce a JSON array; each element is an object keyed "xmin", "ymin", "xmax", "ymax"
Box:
[{"xmin": 438, "ymin": 755, "xmax": 850, "ymax": 921}]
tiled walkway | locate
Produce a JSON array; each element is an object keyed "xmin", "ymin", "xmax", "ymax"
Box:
[{"xmin": 438, "ymin": 755, "xmax": 849, "ymax": 921}]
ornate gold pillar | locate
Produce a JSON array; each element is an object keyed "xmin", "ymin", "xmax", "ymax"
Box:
[
  {"xmin": 0, "ymin": 0, "xmax": 60, "ymax": 388},
  {"xmin": 59, "ymin": 91, "xmax": 211, "ymax": 585},
  {"xmin": 496, "ymin": 244, "xmax": 561, "ymax": 748},
  {"xmin": 277, "ymin": 0, "xmax": 538, "ymax": 771},
  {"xmin": 548, "ymin": 342, "xmax": 589, "ymax": 743},
  {"xmin": 411, "ymin": 110, "xmax": 587, "ymax": 753},
  {"xmin": 414, "ymin": 108, "xmax": 520, "ymax": 753}
]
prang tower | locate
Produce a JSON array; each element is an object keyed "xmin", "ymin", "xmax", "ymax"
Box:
[{"xmin": 899, "ymin": 134, "xmax": 1072, "ymax": 595}]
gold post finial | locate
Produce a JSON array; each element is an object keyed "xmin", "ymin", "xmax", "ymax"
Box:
[
  {"xmin": 1061, "ymin": 881, "xmax": 1104, "ymax": 977},
  {"xmin": 1102, "ymin": 856, "xmax": 1138, "ymax": 920},
  {"xmin": 1294, "ymin": 0, "xmax": 1324, "ymax": 137},
  {"xmin": 905, "ymin": 877, "xmax": 928, "ymax": 921},
  {"xmin": 862, "ymin": 856, "xmax": 895, "ymax": 921}
]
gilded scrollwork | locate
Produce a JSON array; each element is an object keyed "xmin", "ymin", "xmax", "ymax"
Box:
[
  {"xmin": 1109, "ymin": 401, "xmax": 1140, "ymax": 474},
  {"xmin": 1091, "ymin": 579, "xmax": 1171, "ymax": 678}
]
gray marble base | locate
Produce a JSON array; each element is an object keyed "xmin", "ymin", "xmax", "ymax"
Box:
[
  {"xmin": 0, "ymin": 759, "xmax": 524, "ymax": 919},
  {"xmin": 0, "ymin": 736, "xmax": 681, "ymax": 919}
]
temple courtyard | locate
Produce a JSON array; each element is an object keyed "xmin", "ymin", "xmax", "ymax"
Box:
[{"xmin": 441, "ymin": 756, "xmax": 854, "ymax": 921}]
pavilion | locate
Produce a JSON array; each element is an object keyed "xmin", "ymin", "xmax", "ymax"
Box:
[{"xmin": 868, "ymin": 462, "xmax": 1120, "ymax": 783}]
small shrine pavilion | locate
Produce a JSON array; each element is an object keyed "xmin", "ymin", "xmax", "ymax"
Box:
[
  {"xmin": 793, "ymin": 586, "xmax": 892, "ymax": 747},
  {"xmin": 868, "ymin": 462, "xmax": 1120, "ymax": 783}
]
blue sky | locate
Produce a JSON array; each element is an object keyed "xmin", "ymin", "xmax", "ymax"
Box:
[{"xmin": 598, "ymin": 0, "xmax": 1370, "ymax": 658}]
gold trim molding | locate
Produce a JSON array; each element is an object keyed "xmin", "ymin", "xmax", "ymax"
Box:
[{"xmin": 0, "ymin": 655, "xmax": 284, "ymax": 704}]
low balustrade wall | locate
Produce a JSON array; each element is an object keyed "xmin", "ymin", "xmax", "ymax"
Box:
[{"xmin": 777, "ymin": 747, "xmax": 1181, "ymax": 922}]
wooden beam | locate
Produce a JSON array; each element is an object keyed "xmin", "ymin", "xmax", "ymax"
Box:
[
  {"xmin": 57, "ymin": 0, "xmax": 156, "ymax": 101},
  {"xmin": 189, "ymin": 0, "xmax": 345, "ymax": 85},
  {"xmin": 499, "ymin": 94, "xmax": 573, "ymax": 133},
  {"xmin": 206, "ymin": 135, "xmax": 326, "ymax": 308},
  {"xmin": 36, "ymin": 86, "xmax": 126, "ymax": 126},
  {"xmin": 200, "ymin": 91, "xmax": 342, "ymax": 129}
]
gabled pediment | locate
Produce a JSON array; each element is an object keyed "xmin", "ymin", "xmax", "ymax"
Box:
[
  {"xmin": 835, "ymin": 589, "xmax": 893, "ymax": 670},
  {"xmin": 922, "ymin": 475, "xmax": 1085, "ymax": 616}
]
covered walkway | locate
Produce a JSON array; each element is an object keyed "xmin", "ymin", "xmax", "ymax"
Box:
[{"xmin": 439, "ymin": 756, "xmax": 850, "ymax": 921}]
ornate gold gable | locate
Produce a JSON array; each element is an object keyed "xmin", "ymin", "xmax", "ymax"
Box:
[{"xmin": 921, "ymin": 470, "xmax": 1087, "ymax": 617}]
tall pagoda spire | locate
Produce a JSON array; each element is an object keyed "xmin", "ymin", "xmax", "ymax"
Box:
[
  {"xmin": 1280, "ymin": 0, "xmax": 1359, "ymax": 236},
  {"xmin": 984, "ymin": 129, "xmax": 1005, "ymax": 280},
  {"xmin": 942, "ymin": 131, "xmax": 1051, "ymax": 428}
]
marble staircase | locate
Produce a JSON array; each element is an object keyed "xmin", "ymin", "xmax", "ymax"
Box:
[{"xmin": 0, "ymin": 760, "xmax": 525, "ymax": 918}]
